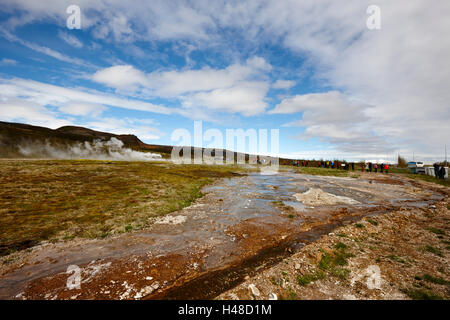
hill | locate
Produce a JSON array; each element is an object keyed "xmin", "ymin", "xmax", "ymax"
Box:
[
  {"xmin": 0, "ymin": 121, "xmax": 173, "ymax": 158},
  {"xmin": 0, "ymin": 121, "xmax": 296, "ymax": 164}
]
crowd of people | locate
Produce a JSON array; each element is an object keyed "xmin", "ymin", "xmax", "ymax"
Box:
[
  {"xmin": 292, "ymin": 160, "xmax": 389, "ymax": 173},
  {"xmin": 292, "ymin": 159, "xmax": 447, "ymax": 179},
  {"xmin": 433, "ymin": 163, "xmax": 448, "ymax": 179},
  {"xmin": 363, "ymin": 162, "xmax": 389, "ymax": 173}
]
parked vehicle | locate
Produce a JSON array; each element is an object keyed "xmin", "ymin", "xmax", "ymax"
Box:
[{"xmin": 408, "ymin": 162, "xmax": 425, "ymax": 174}]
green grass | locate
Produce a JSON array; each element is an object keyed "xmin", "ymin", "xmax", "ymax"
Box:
[
  {"xmin": 0, "ymin": 160, "xmax": 248, "ymax": 256},
  {"xmin": 334, "ymin": 242, "xmax": 348, "ymax": 250},
  {"xmin": 282, "ymin": 166, "xmax": 351, "ymax": 177},
  {"xmin": 355, "ymin": 223, "xmax": 365, "ymax": 229},
  {"xmin": 366, "ymin": 218, "xmax": 378, "ymax": 226},
  {"xmin": 404, "ymin": 174, "xmax": 450, "ymax": 187},
  {"xmin": 427, "ymin": 227, "xmax": 445, "ymax": 235},
  {"xmin": 416, "ymin": 274, "xmax": 450, "ymax": 285},
  {"xmin": 318, "ymin": 246, "xmax": 354, "ymax": 279},
  {"xmin": 280, "ymin": 288, "xmax": 298, "ymax": 300},
  {"xmin": 297, "ymin": 270, "xmax": 326, "ymax": 286},
  {"xmin": 402, "ymin": 288, "xmax": 443, "ymax": 300},
  {"xmin": 331, "ymin": 267, "xmax": 350, "ymax": 279},
  {"xmin": 388, "ymin": 167, "xmax": 410, "ymax": 174},
  {"xmin": 386, "ymin": 255, "xmax": 407, "ymax": 264},
  {"xmin": 422, "ymin": 245, "xmax": 443, "ymax": 257}
]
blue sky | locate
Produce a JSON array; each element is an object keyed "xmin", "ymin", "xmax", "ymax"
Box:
[{"xmin": 0, "ymin": 1, "xmax": 449, "ymax": 163}]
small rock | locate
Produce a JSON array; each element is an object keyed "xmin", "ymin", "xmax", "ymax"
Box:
[
  {"xmin": 145, "ymin": 276, "xmax": 153, "ymax": 281},
  {"xmin": 151, "ymin": 282, "xmax": 160, "ymax": 290},
  {"xmin": 294, "ymin": 263, "xmax": 301, "ymax": 270},
  {"xmin": 268, "ymin": 293, "xmax": 278, "ymax": 300},
  {"xmin": 248, "ymin": 284, "xmax": 260, "ymax": 297}
]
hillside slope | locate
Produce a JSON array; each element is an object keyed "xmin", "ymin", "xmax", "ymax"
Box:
[{"xmin": 0, "ymin": 121, "xmax": 173, "ymax": 158}]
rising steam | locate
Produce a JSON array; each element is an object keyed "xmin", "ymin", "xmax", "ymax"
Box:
[{"xmin": 17, "ymin": 137, "xmax": 163, "ymax": 161}]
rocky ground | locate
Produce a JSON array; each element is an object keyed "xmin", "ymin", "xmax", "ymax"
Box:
[{"xmin": 218, "ymin": 179, "xmax": 450, "ymax": 300}]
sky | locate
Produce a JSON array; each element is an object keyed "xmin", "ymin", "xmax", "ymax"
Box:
[{"xmin": 0, "ymin": 0, "xmax": 449, "ymax": 163}]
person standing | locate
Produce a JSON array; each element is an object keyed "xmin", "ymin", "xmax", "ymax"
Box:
[
  {"xmin": 351, "ymin": 162, "xmax": 355, "ymax": 171},
  {"xmin": 384, "ymin": 163, "xmax": 389, "ymax": 173},
  {"xmin": 380, "ymin": 163, "xmax": 384, "ymax": 173},
  {"xmin": 434, "ymin": 163, "xmax": 440, "ymax": 178},
  {"xmin": 369, "ymin": 162, "xmax": 373, "ymax": 172},
  {"xmin": 374, "ymin": 163, "xmax": 378, "ymax": 173},
  {"xmin": 439, "ymin": 166, "xmax": 445, "ymax": 179}
]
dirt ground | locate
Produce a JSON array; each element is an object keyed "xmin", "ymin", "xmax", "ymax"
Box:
[{"xmin": 218, "ymin": 179, "xmax": 450, "ymax": 300}]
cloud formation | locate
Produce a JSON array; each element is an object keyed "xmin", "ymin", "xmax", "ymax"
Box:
[
  {"xmin": 0, "ymin": 0, "xmax": 449, "ymax": 160},
  {"xmin": 91, "ymin": 57, "xmax": 272, "ymax": 116}
]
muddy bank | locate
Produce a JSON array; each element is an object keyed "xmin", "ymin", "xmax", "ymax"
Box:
[
  {"xmin": 0, "ymin": 171, "xmax": 445, "ymax": 299},
  {"xmin": 218, "ymin": 197, "xmax": 450, "ymax": 300}
]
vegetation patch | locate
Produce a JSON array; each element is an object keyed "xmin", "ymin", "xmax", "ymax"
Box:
[
  {"xmin": 422, "ymin": 245, "xmax": 443, "ymax": 257},
  {"xmin": 287, "ymin": 166, "xmax": 350, "ymax": 177},
  {"xmin": 416, "ymin": 274, "xmax": 450, "ymax": 286},
  {"xmin": 317, "ymin": 245, "xmax": 355, "ymax": 281},
  {"xmin": 427, "ymin": 227, "xmax": 445, "ymax": 235},
  {"xmin": 0, "ymin": 160, "xmax": 248, "ymax": 256},
  {"xmin": 386, "ymin": 255, "xmax": 407, "ymax": 264},
  {"xmin": 296, "ymin": 270, "xmax": 326, "ymax": 286},
  {"xmin": 405, "ymin": 174, "xmax": 450, "ymax": 187},
  {"xmin": 401, "ymin": 288, "xmax": 443, "ymax": 300},
  {"xmin": 334, "ymin": 242, "xmax": 348, "ymax": 250}
]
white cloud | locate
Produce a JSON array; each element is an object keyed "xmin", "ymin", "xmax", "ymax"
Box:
[
  {"xmin": 0, "ymin": 98, "xmax": 72, "ymax": 129},
  {"xmin": 0, "ymin": 98, "xmax": 162, "ymax": 142},
  {"xmin": 92, "ymin": 65, "xmax": 149, "ymax": 90},
  {"xmin": 270, "ymin": 91, "xmax": 369, "ymax": 123},
  {"xmin": 272, "ymin": 80, "xmax": 295, "ymax": 90},
  {"xmin": 1, "ymin": 0, "xmax": 449, "ymax": 158},
  {"xmin": 187, "ymin": 81, "xmax": 269, "ymax": 116},
  {"xmin": 271, "ymin": 91, "xmax": 391, "ymax": 154},
  {"xmin": 85, "ymin": 118, "xmax": 162, "ymax": 141},
  {"xmin": 91, "ymin": 57, "xmax": 272, "ymax": 115},
  {"xmin": 0, "ymin": 58, "xmax": 17, "ymax": 66},
  {"xmin": 0, "ymin": 77, "xmax": 178, "ymax": 116},
  {"xmin": 1, "ymin": 29, "xmax": 93, "ymax": 68},
  {"xmin": 58, "ymin": 31, "xmax": 83, "ymax": 48},
  {"xmin": 58, "ymin": 102, "xmax": 106, "ymax": 117}
]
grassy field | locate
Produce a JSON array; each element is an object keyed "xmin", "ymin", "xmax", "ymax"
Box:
[
  {"xmin": 281, "ymin": 166, "xmax": 352, "ymax": 177},
  {"xmin": 403, "ymin": 173, "xmax": 450, "ymax": 187},
  {"xmin": 0, "ymin": 160, "xmax": 248, "ymax": 256},
  {"xmin": 285, "ymin": 165, "xmax": 450, "ymax": 186}
]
